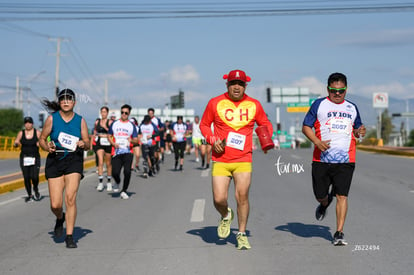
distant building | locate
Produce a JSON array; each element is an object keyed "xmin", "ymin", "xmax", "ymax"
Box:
[{"xmin": 107, "ymin": 107, "xmax": 195, "ymax": 124}]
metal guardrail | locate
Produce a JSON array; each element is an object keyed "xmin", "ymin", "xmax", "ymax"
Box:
[{"xmin": 0, "ymin": 136, "xmax": 19, "ymax": 151}]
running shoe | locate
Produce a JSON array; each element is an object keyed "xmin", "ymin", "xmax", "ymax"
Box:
[
  {"xmin": 54, "ymin": 213, "xmax": 65, "ymax": 238},
  {"xmin": 120, "ymin": 191, "xmax": 129, "ymax": 200},
  {"xmin": 96, "ymin": 183, "xmax": 104, "ymax": 191},
  {"xmin": 106, "ymin": 182, "xmax": 113, "ymax": 192},
  {"xmin": 236, "ymin": 232, "xmax": 251, "ymax": 250},
  {"xmin": 196, "ymin": 157, "xmax": 199, "ymax": 163},
  {"xmin": 315, "ymin": 192, "xmax": 333, "ymax": 221},
  {"xmin": 34, "ymin": 190, "xmax": 41, "ymax": 201},
  {"xmin": 217, "ymin": 208, "xmax": 234, "ymax": 239},
  {"xmin": 113, "ymin": 184, "xmax": 120, "ymax": 192},
  {"xmin": 65, "ymin": 235, "xmax": 77, "ymax": 248},
  {"xmin": 205, "ymin": 164, "xmax": 210, "ymax": 169},
  {"xmin": 25, "ymin": 196, "xmax": 34, "ymax": 203},
  {"xmin": 333, "ymin": 231, "xmax": 348, "ymax": 246},
  {"xmin": 179, "ymin": 165, "xmax": 183, "ymax": 171},
  {"xmin": 201, "ymin": 158, "xmax": 205, "ymax": 168}
]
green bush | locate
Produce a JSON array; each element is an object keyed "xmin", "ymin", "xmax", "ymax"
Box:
[{"xmin": 0, "ymin": 108, "xmax": 24, "ymax": 136}]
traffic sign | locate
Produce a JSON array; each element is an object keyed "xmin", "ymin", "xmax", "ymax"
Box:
[{"xmin": 287, "ymin": 102, "xmax": 310, "ymax": 113}]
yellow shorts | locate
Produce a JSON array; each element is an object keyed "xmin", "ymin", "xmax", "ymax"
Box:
[{"xmin": 212, "ymin": 162, "xmax": 252, "ymax": 177}]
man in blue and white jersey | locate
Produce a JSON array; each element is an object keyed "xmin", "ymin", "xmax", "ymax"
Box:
[{"xmin": 302, "ymin": 72, "xmax": 366, "ymax": 246}]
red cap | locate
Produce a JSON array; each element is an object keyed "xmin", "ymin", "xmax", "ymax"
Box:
[{"xmin": 223, "ymin": 70, "xmax": 251, "ymax": 83}]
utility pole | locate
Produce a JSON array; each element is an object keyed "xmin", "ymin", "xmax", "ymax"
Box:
[
  {"xmin": 49, "ymin": 37, "xmax": 67, "ymax": 98},
  {"xmin": 104, "ymin": 79, "xmax": 108, "ymax": 106},
  {"xmin": 15, "ymin": 76, "xmax": 20, "ymax": 109}
]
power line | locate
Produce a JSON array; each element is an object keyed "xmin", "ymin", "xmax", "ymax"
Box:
[
  {"xmin": 66, "ymin": 41, "xmax": 103, "ymax": 97},
  {"xmin": 0, "ymin": 21, "xmax": 50, "ymax": 37},
  {"xmin": 1, "ymin": 2, "xmax": 414, "ymax": 21}
]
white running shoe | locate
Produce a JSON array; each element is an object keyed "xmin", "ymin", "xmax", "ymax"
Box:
[
  {"xmin": 96, "ymin": 183, "xmax": 104, "ymax": 191},
  {"xmin": 196, "ymin": 158, "xmax": 200, "ymax": 163},
  {"xmin": 113, "ymin": 184, "xmax": 120, "ymax": 192},
  {"xmin": 106, "ymin": 182, "xmax": 112, "ymax": 192},
  {"xmin": 120, "ymin": 191, "xmax": 129, "ymax": 199}
]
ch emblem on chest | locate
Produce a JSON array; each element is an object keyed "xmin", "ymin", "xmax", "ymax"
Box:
[{"xmin": 217, "ymin": 99, "xmax": 256, "ymax": 130}]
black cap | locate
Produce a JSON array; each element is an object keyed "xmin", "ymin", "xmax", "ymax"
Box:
[
  {"xmin": 24, "ymin": 116, "xmax": 33, "ymax": 124},
  {"xmin": 58, "ymin": 89, "xmax": 76, "ymax": 101}
]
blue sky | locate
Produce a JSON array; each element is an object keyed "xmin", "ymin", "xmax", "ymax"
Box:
[{"xmin": 1, "ymin": 0, "xmax": 414, "ymax": 130}]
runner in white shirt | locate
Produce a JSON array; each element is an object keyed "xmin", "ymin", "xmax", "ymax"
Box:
[
  {"xmin": 138, "ymin": 115, "xmax": 159, "ymax": 178},
  {"xmin": 191, "ymin": 115, "xmax": 208, "ymax": 168},
  {"xmin": 108, "ymin": 104, "xmax": 138, "ymax": 199},
  {"xmin": 171, "ymin": 115, "xmax": 188, "ymax": 171}
]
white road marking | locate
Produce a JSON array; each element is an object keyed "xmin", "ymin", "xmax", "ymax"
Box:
[
  {"xmin": 0, "ymin": 196, "xmax": 22, "ymax": 206},
  {"xmin": 410, "ymin": 190, "xmax": 414, "ymax": 193},
  {"xmin": 0, "ymin": 171, "xmax": 96, "ymax": 207},
  {"xmin": 190, "ymin": 199, "xmax": 205, "ymax": 222},
  {"xmin": 201, "ymin": 169, "xmax": 210, "ymax": 177}
]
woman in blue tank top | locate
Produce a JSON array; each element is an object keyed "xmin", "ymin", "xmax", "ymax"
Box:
[{"xmin": 39, "ymin": 89, "xmax": 90, "ymax": 249}]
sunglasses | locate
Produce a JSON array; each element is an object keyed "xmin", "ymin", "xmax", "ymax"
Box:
[
  {"xmin": 328, "ymin": 86, "xmax": 347, "ymax": 94},
  {"xmin": 228, "ymin": 80, "xmax": 246, "ymax": 87},
  {"xmin": 59, "ymin": 96, "xmax": 75, "ymax": 102},
  {"xmin": 121, "ymin": 111, "xmax": 129, "ymax": 115}
]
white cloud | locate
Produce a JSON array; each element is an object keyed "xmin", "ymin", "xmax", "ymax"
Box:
[
  {"xmin": 291, "ymin": 77, "xmax": 325, "ymax": 96},
  {"xmin": 359, "ymin": 82, "xmax": 408, "ymax": 98},
  {"xmin": 336, "ymin": 28, "xmax": 414, "ymax": 48},
  {"xmin": 105, "ymin": 70, "xmax": 134, "ymax": 81},
  {"xmin": 161, "ymin": 65, "xmax": 200, "ymax": 85}
]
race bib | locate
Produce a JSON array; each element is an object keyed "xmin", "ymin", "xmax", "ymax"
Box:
[
  {"xmin": 329, "ymin": 118, "xmax": 351, "ymax": 135},
  {"xmin": 23, "ymin": 157, "xmax": 35, "ymax": 166},
  {"xmin": 227, "ymin": 132, "xmax": 246, "ymax": 151},
  {"xmin": 100, "ymin": 137, "xmax": 110, "ymax": 146},
  {"xmin": 117, "ymin": 138, "xmax": 130, "ymax": 149},
  {"xmin": 58, "ymin": 132, "xmax": 79, "ymax": 151}
]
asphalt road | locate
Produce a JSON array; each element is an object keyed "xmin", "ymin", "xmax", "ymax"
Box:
[
  {"xmin": 0, "ymin": 149, "xmax": 413, "ymax": 275},
  {"xmin": 0, "ymin": 157, "xmax": 47, "ymax": 176}
]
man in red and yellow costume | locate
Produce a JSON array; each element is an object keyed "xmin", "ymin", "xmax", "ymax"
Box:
[{"xmin": 200, "ymin": 69, "xmax": 273, "ymax": 250}]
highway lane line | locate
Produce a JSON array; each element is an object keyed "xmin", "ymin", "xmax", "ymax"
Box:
[
  {"xmin": 190, "ymin": 199, "xmax": 205, "ymax": 222},
  {"xmin": 0, "ymin": 171, "xmax": 96, "ymax": 207},
  {"xmin": 201, "ymin": 169, "xmax": 210, "ymax": 177}
]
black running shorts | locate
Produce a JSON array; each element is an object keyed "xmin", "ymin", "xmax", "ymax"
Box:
[
  {"xmin": 312, "ymin": 161, "xmax": 355, "ymax": 199},
  {"xmin": 45, "ymin": 151, "xmax": 84, "ymax": 179},
  {"xmin": 94, "ymin": 144, "xmax": 112, "ymax": 154}
]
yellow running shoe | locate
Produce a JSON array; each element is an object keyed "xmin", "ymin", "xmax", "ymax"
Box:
[
  {"xmin": 217, "ymin": 208, "xmax": 234, "ymax": 239},
  {"xmin": 236, "ymin": 232, "xmax": 251, "ymax": 250}
]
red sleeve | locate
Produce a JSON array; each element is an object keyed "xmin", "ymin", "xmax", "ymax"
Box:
[
  {"xmin": 255, "ymin": 101, "xmax": 273, "ymax": 135},
  {"xmin": 200, "ymin": 99, "xmax": 216, "ymax": 145}
]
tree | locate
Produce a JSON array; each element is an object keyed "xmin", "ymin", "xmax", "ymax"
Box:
[
  {"xmin": 380, "ymin": 109, "xmax": 393, "ymax": 145},
  {"xmin": 0, "ymin": 108, "xmax": 24, "ymax": 136},
  {"xmin": 405, "ymin": 129, "xmax": 414, "ymax": 147}
]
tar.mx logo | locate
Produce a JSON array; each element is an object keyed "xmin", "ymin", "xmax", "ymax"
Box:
[{"xmin": 275, "ymin": 155, "xmax": 305, "ymax": 176}]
